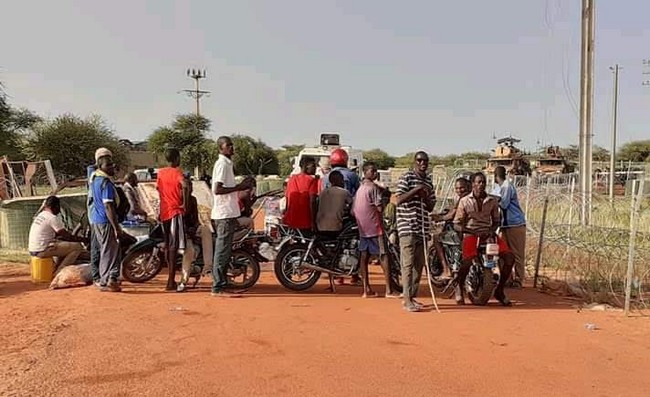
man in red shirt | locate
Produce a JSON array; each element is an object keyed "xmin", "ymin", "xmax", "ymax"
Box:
[
  {"xmin": 283, "ymin": 156, "xmax": 318, "ymax": 232},
  {"xmin": 156, "ymin": 148, "xmax": 189, "ymax": 291}
]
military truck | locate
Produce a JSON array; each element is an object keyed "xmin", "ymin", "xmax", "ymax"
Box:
[
  {"xmin": 484, "ymin": 137, "xmax": 531, "ymax": 176},
  {"xmin": 535, "ymin": 146, "xmax": 574, "ymax": 175}
]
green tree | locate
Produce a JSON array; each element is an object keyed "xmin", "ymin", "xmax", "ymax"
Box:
[
  {"xmin": 592, "ymin": 145, "xmax": 610, "ymax": 162},
  {"xmin": 0, "ymin": 84, "xmax": 41, "ymax": 159},
  {"xmin": 394, "ymin": 152, "xmax": 416, "ymax": 168},
  {"xmin": 22, "ymin": 114, "xmax": 128, "ymax": 178},
  {"xmin": 362, "ymin": 149, "xmax": 395, "ymax": 170},
  {"xmin": 231, "ymin": 135, "xmax": 279, "ymax": 176},
  {"xmin": 147, "ymin": 114, "xmax": 215, "ymax": 172},
  {"xmin": 617, "ymin": 140, "xmax": 650, "ymax": 162},
  {"xmin": 275, "ymin": 144, "xmax": 304, "ymax": 176}
]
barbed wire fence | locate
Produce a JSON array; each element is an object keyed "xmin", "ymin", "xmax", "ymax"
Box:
[{"xmin": 433, "ymin": 167, "xmax": 650, "ymax": 315}]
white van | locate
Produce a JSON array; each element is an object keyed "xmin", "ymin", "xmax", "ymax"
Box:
[{"xmin": 290, "ymin": 133, "xmax": 363, "ymax": 177}]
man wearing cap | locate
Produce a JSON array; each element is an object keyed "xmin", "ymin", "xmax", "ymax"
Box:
[{"xmin": 87, "ymin": 147, "xmax": 113, "ymax": 286}]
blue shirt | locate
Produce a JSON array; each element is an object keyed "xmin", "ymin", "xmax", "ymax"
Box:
[
  {"xmin": 322, "ymin": 167, "xmax": 360, "ymax": 197},
  {"xmin": 89, "ymin": 174, "xmax": 116, "ymax": 225},
  {"xmin": 497, "ymin": 179, "xmax": 526, "ymax": 227},
  {"xmin": 87, "ymin": 165, "xmax": 97, "ymax": 225}
]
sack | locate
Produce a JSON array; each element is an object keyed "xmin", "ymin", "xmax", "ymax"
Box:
[{"xmin": 49, "ymin": 264, "xmax": 92, "ymax": 289}]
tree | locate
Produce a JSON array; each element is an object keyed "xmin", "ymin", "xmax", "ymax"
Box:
[
  {"xmin": 275, "ymin": 144, "xmax": 304, "ymax": 176},
  {"xmin": 617, "ymin": 140, "xmax": 650, "ymax": 163},
  {"xmin": 231, "ymin": 135, "xmax": 279, "ymax": 176},
  {"xmin": 592, "ymin": 145, "xmax": 610, "ymax": 162},
  {"xmin": 147, "ymin": 114, "xmax": 215, "ymax": 172},
  {"xmin": 394, "ymin": 152, "xmax": 416, "ymax": 168},
  {"xmin": 362, "ymin": 149, "xmax": 395, "ymax": 170},
  {"xmin": 0, "ymin": 84, "xmax": 41, "ymax": 159},
  {"xmin": 22, "ymin": 114, "xmax": 128, "ymax": 178}
]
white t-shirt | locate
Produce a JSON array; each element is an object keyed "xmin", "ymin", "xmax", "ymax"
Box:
[
  {"xmin": 28, "ymin": 211, "xmax": 65, "ymax": 252},
  {"xmin": 211, "ymin": 154, "xmax": 241, "ymax": 220}
]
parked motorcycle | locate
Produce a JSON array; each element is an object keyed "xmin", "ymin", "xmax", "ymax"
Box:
[
  {"xmin": 120, "ymin": 190, "xmax": 283, "ymax": 288},
  {"xmin": 121, "ymin": 222, "xmax": 270, "ymax": 288},
  {"xmin": 427, "ymin": 221, "xmax": 463, "ymax": 292},
  {"xmin": 273, "ymin": 219, "xmax": 403, "ymax": 292},
  {"xmin": 464, "ymin": 236, "xmax": 501, "ymax": 305}
]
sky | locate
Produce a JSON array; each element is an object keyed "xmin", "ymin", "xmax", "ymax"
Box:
[{"xmin": 1, "ymin": 0, "xmax": 649, "ymax": 156}]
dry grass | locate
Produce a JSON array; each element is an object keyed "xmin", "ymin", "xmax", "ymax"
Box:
[{"xmin": 0, "ymin": 248, "xmax": 31, "ymax": 264}]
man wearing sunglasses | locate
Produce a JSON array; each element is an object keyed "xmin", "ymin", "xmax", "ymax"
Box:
[{"xmin": 395, "ymin": 152, "xmax": 435, "ymax": 312}]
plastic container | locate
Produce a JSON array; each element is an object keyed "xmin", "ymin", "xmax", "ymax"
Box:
[{"xmin": 30, "ymin": 256, "xmax": 55, "ymax": 283}]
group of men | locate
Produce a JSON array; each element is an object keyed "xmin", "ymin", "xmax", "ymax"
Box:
[
  {"xmin": 27, "ymin": 138, "xmax": 526, "ymax": 308},
  {"xmin": 282, "ymin": 148, "xmax": 527, "ymax": 312}
]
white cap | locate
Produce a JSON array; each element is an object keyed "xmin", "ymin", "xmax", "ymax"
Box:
[{"xmin": 94, "ymin": 148, "xmax": 113, "ymax": 162}]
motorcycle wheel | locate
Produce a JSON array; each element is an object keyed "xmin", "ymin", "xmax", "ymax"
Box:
[
  {"xmin": 122, "ymin": 246, "xmax": 163, "ymax": 283},
  {"xmin": 274, "ymin": 243, "xmax": 321, "ymax": 291},
  {"xmin": 466, "ymin": 265, "xmax": 495, "ymax": 306},
  {"xmin": 227, "ymin": 250, "xmax": 261, "ymax": 289}
]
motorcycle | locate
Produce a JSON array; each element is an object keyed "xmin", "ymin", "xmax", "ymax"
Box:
[
  {"xmin": 427, "ymin": 221, "xmax": 463, "ymax": 292},
  {"xmin": 273, "ymin": 219, "xmax": 403, "ymax": 292},
  {"xmin": 120, "ymin": 190, "xmax": 284, "ymax": 288},
  {"xmin": 463, "ymin": 236, "xmax": 501, "ymax": 305}
]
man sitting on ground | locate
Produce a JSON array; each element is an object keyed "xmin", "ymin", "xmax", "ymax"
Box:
[{"xmin": 29, "ymin": 196, "xmax": 87, "ymax": 271}]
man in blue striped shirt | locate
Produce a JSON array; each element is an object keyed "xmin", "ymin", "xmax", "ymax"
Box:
[{"xmin": 395, "ymin": 151, "xmax": 435, "ymax": 312}]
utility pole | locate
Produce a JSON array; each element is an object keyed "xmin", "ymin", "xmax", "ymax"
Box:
[
  {"xmin": 579, "ymin": 0, "xmax": 596, "ymax": 225},
  {"xmin": 608, "ymin": 64, "xmax": 620, "ymax": 203},
  {"xmin": 643, "ymin": 59, "xmax": 650, "ymax": 86},
  {"xmin": 182, "ymin": 68, "xmax": 210, "ymax": 116}
]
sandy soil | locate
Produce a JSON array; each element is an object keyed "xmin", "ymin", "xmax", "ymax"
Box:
[{"xmin": 2, "ymin": 262, "xmax": 649, "ymax": 397}]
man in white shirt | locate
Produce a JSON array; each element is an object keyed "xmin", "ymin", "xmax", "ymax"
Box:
[
  {"xmin": 210, "ymin": 136, "xmax": 253, "ymax": 297},
  {"xmin": 28, "ymin": 196, "xmax": 87, "ymax": 270}
]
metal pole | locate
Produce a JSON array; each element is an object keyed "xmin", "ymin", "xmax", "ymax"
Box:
[
  {"xmin": 194, "ymin": 76, "xmax": 200, "ymax": 117},
  {"xmin": 533, "ymin": 196, "xmax": 550, "ymax": 289},
  {"xmin": 579, "ymin": 0, "xmax": 595, "ymax": 225},
  {"xmin": 609, "ymin": 64, "xmax": 620, "ymax": 203},
  {"xmin": 624, "ymin": 176, "xmax": 644, "ymax": 315}
]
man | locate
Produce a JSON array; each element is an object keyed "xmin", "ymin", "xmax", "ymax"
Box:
[
  {"xmin": 156, "ymin": 148, "xmax": 189, "ymax": 292},
  {"xmin": 454, "ymin": 172, "xmax": 515, "ymax": 306},
  {"xmin": 87, "ymin": 147, "xmax": 112, "ymax": 286},
  {"xmin": 431, "ymin": 177, "xmax": 470, "ymax": 276},
  {"xmin": 353, "ymin": 162, "xmax": 400, "ymax": 298},
  {"xmin": 494, "ymin": 166, "xmax": 527, "ymax": 288},
  {"xmin": 29, "ymin": 196, "xmax": 86, "ymax": 270},
  {"xmin": 316, "ymin": 157, "xmax": 331, "ymax": 193},
  {"xmin": 123, "ymin": 172, "xmax": 147, "ymax": 221},
  {"xmin": 237, "ymin": 176, "xmax": 257, "ymax": 230},
  {"xmin": 395, "ymin": 152, "xmax": 435, "ymax": 312},
  {"xmin": 322, "ymin": 148, "xmax": 360, "ymax": 197},
  {"xmin": 89, "ymin": 155, "xmax": 124, "ymax": 292},
  {"xmin": 283, "ymin": 156, "xmax": 319, "ymax": 233},
  {"xmin": 316, "ymin": 170, "xmax": 351, "ymax": 237},
  {"xmin": 211, "ymin": 136, "xmax": 254, "ymax": 297},
  {"xmin": 179, "ymin": 174, "xmax": 200, "ymax": 292}
]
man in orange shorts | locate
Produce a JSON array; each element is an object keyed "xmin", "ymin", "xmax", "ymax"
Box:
[{"xmin": 453, "ymin": 172, "xmax": 514, "ymax": 306}]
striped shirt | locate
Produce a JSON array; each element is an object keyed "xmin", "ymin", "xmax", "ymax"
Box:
[{"xmin": 395, "ymin": 170, "xmax": 435, "ymax": 238}]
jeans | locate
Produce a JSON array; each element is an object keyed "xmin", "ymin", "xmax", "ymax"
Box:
[
  {"xmin": 211, "ymin": 218, "xmax": 236, "ymax": 293},
  {"xmin": 90, "ymin": 227, "xmax": 101, "ymax": 282}
]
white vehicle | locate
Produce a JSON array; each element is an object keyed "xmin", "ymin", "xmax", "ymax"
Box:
[{"xmin": 290, "ymin": 133, "xmax": 363, "ymax": 177}]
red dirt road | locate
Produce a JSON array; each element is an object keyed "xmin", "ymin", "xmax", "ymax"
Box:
[{"xmin": 2, "ymin": 262, "xmax": 650, "ymax": 397}]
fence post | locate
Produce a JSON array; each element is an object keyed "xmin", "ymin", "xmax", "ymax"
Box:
[
  {"xmin": 525, "ymin": 175, "xmax": 531, "ymax": 216},
  {"xmin": 533, "ymin": 195, "xmax": 550, "ymax": 289},
  {"xmin": 624, "ymin": 177, "xmax": 645, "ymax": 316}
]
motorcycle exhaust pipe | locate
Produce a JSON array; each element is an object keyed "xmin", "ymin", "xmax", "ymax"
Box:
[{"xmin": 301, "ymin": 262, "xmax": 344, "ymax": 277}]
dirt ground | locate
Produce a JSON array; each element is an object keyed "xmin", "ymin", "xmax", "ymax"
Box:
[{"xmin": 2, "ymin": 262, "xmax": 650, "ymax": 397}]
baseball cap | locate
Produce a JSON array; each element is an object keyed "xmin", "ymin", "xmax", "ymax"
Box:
[{"xmin": 94, "ymin": 148, "xmax": 113, "ymax": 162}]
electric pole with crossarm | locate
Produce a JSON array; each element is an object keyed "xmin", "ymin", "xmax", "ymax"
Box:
[{"xmin": 182, "ymin": 68, "xmax": 210, "ymax": 117}]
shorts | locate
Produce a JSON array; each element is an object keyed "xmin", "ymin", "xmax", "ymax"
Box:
[
  {"xmin": 359, "ymin": 236, "xmax": 386, "ymax": 256},
  {"xmin": 162, "ymin": 214, "xmax": 186, "ymax": 254},
  {"xmin": 461, "ymin": 235, "xmax": 510, "ymax": 260}
]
